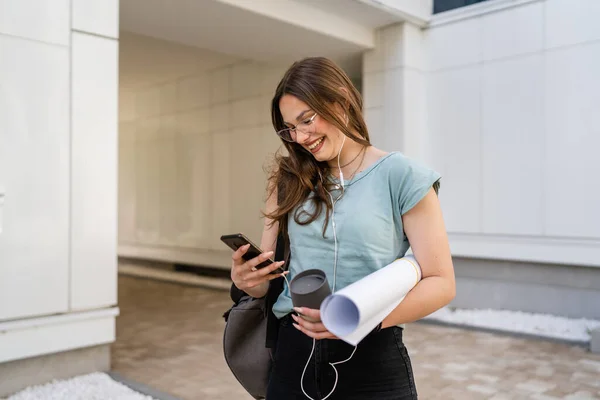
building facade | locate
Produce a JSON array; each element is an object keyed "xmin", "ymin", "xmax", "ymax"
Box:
[{"xmin": 1, "ymin": 0, "xmax": 599, "ymax": 394}]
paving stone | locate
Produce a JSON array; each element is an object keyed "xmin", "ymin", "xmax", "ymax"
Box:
[
  {"xmin": 111, "ymin": 269, "xmax": 600, "ymax": 400},
  {"xmin": 466, "ymin": 384, "xmax": 497, "ymax": 395},
  {"xmin": 516, "ymin": 380, "xmax": 557, "ymax": 393}
]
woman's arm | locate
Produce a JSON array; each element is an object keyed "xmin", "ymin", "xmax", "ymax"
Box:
[
  {"xmin": 381, "ymin": 187, "xmax": 455, "ymax": 328},
  {"xmin": 293, "ymin": 187, "xmax": 455, "ymax": 339}
]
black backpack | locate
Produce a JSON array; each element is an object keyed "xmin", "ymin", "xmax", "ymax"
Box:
[{"xmin": 222, "ymin": 222, "xmax": 289, "ymax": 399}]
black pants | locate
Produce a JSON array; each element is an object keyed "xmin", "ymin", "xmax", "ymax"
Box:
[{"xmin": 267, "ymin": 314, "xmax": 418, "ymax": 400}]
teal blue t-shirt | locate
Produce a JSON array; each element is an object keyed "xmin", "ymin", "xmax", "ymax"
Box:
[{"xmin": 272, "ymin": 151, "xmax": 441, "ymax": 319}]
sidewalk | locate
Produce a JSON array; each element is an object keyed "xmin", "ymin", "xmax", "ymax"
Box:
[{"xmin": 112, "ymin": 275, "xmax": 600, "ymax": 400}]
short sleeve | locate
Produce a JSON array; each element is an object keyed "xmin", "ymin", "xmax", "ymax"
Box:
[{"xmin": 390, "ymin": 153, "xmax": 441, "ymax": 215}]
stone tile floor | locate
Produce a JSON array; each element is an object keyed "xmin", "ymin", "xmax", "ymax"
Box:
[{"xmin": 112, "ymin": 275, "xmax": 600, "ymax": 400}]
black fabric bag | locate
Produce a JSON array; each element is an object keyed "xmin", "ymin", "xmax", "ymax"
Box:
[{"xmin": 222, "ymin": 196, "xmax": 290, "ymax": 399}]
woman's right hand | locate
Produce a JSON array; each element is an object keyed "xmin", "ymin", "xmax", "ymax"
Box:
[{"xmin": 231, "ymin": 244, "xmax": 288, "ymax": 295}]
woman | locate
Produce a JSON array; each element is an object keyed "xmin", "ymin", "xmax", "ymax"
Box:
[{"xmin": 230, "ymin": 57, "xmax": 455, "ymax": 400}]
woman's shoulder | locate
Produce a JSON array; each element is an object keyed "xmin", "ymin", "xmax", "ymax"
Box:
[
  {"xmin": 371, "ymin": 150, "xmax": 440, "ymax": 190},
  {"xmin": 369, "ymin": 149, "xmax": 417, "ymax": 175},
  {"xmin": 377, "ymin": 150, "xmax": 435, "ymax": 173}
]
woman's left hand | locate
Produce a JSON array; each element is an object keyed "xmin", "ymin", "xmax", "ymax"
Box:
[{"xmin": 292, "ymin": 307, "xmax": 339, "ymax": 340}]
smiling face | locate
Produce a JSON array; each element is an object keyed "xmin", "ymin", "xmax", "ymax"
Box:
[{"xmin": 278, "ymin": 94, "xmax": 347, "ymax": 163}]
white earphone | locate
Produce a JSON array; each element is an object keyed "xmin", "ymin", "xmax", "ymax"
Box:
[
  {"xmin": 300, "ymin": 132, "xmax": 356, "ymax": 400},
  {"xmin": 281, "ymin": 121, "xmax": 356, "ymax": 400}
]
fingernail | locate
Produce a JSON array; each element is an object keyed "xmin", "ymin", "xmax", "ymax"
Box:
[
  {"xmin": 282, "ymin": 271, "xmax": 290, "ymax": 275},
  {"xmin": 265, "ymin": 251, "xmax": 274, "ymax": 256},
  {"xmin": 292, "ymin": 314, "xmax": 298, "ymax": 321},
  {"xmin": 293, "ymin": 307, "xmax": 302, "ymax": 313},
  {"xmin": 293, "ymin": 323, "xmax": 300, "ymax": 330}
]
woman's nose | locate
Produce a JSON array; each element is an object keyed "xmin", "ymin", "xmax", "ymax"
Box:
[{"xmin": 295, "ymin": 129, "xmax": 312, "ymax": 144}]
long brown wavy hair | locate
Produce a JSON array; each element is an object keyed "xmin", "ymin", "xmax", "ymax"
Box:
[{"xmin": 264, "ymin": 57, "xmax": 371, "ymax": 237}]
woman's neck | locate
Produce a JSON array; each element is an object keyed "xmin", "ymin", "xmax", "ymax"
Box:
[{"xmin": 327, "ymin": 139, "xmax": 368, "ymax": 176}]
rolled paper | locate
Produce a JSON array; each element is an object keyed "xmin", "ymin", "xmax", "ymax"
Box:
[{"xmin": 320, "ymin": 255, "xmax": 422, "ymax": 346}]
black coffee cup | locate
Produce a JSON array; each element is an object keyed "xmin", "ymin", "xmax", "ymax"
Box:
[{"xmin": 290, "ymin": 269, "xmax": 332, "ymax": 321}]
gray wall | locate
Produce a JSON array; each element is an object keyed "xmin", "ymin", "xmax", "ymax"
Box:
[
  {"xmin": 451, "ymin": 257, "xmax": 600, "ymax": 320},
  {"xmin": 0, "ymin": 345, "xmax": 110, "ymax": 397}
]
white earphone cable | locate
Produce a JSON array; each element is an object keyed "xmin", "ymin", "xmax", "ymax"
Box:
[
  {"xmin": 299, "ymin": 337, "xmax": 357, "ymax": 400},
  {"xmin": 332, "ymin": 135, "xmax": 346, "ymax": 292},
  {"xmin": 282, "ymin": 132, "xmax": 357, "ymax": 400}
]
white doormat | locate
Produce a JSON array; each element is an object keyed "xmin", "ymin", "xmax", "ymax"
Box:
[{"xmin": 5, "ymin": 373, "xmax": 157, "ymax": 400}]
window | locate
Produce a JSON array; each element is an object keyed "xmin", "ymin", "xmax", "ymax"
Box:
[{"xmin": 434, "ymin": 0, "xmax": 490, "ymax": 14}]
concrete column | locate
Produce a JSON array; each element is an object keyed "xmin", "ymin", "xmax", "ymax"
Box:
[
  {"xmin": 362, "ymin": 22, "xmax": 430, "ymax": 163},
  {"xmin": 0, "ymin": 0, "xmax": 119, "ymax": 394}
]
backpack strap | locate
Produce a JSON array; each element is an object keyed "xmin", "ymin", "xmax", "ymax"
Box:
[
  {"xmin": 225, "ymin": 179, "xmax": 289, "ymax": 348},
  {"xmin": 265, "ymin": 181, "xmax": 290, "ymax": 349}
]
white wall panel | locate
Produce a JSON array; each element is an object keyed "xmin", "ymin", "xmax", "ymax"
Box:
[
  {"xmin": 546, "ymin": 0, "xmax": 600, "ymax": 49},
  {"xmin": 117, "ymin": 34, "xmax": 281, "ymax": 260},
  {"xmin": 136, "ymin": 86, "xmax": 160, "ymax": 119},
  {"xmin": 363, "ymin": 72, "xmax": 384, "ymax": 109},
  {"xmin": 159, "ymin": 82, "xmax": 178, "ymax": 116},
  {"xmin": 363, "ymin": 30, "xmax": 384, "ymax": 74},
  {"xmin": 424, "ymin": 0, "xmax": 600, "ymax": 265},
  {"xmin": 260, "ymin": 65, "xmax": 286, "ymax": 96},
  {"xmin": 481, "ymin": 55, "xmax": 545, "ymax": 235},
  {"xmin": 381, "ymin": 24, "xmax": 404, "ymax": 70},
  {"xmin": 260, "ymin": 95, "xmax": 275, "ymax": 126},
  {"xmin": 231, "ymin": 98, "xmax": 261, "ymax": 128},
  {"xmin": 262, "ymin": 125, "xmax": 284, "ymax": 162},
  {"xmin": 362, "ymin": 23, "xmax": 428, "ymax": 166},
  {"xmin": 402, "ymin": 23, "xmax": 426, "ymax": 71},
  {"xmin": 0, "ymin": 309, "xmax": 117, "ymax": 364},
  {"xmin": 230, "ymin": 127, "xmax": 268, "ymax": 244},
  {"xmin": 379, "ymin": 23, "xmax": 426, "ymax": 71},
  {"xmin": 135, "ymin": 117, "xmax": 161, "ymax": 244},
  {"xmin": 177, "ymin": 75, "xmax": 210, "ymax": 112},
  {"xmin": 191, "ymin": 131, "xmax": 213, "ymax": 248},
  {"xmin": 364, "ymin": 108, "xmax": 384, "ymax": 147},
  {"xmin": 119, "ymin": 89, "xmax": 137, "ymax": 122},
  {"xmin": 381, "ymin": 68, "xmax": 404, "ymax": 152},
  {"xmin": 118, "ymin": 121, "xmax": 137, "ymax": 243},
  {"xmin": 426, "ymin": 17, "xmax": 482, "ymax": 71},
  {"xmin": 210, "ymin": 131, "xmax": 233, "ymax": 250},
  {"xmin": 210, "ymin": 103, "xmax": 231, "ymax": 132},
  {"xmin": 545, "ymin": 43, "xmax": 600, "ymax": 238},
  {"xmin": 156, "ymin": 115, "xmax": 179, "ymax": 246},
  {"xmin": 402, "ymin": 68, "xmax": 427, "ymax": 160},
  {"xmin": 0, "ymin": 36, "xmax": 69, "ymax": 320},
  {"xmin": 0, "ymin": 0, "xmax": 69, "ymax": 45},
  {"xmin": 481, "ymin": 1, "xmax": 544, "ymax": 61},
  {"xmin": 210, "ymin": 67, "xmax": 231, "ymax": 104},
  {"xmin": 232, "ymin": 62, "xmax": 263, "ymax": 100},
  {"xmin": 178, "ymin": 108, "xmax": 210, "ymax": 137},
  {"xmin": 72, "ymin": 0, "xmax": 118, "ymax": 38},
  {"xmin": 428, "ymin": 66, "xmax": 482, "ymax": 233},
  {"xmin": 70, "ymin": 32, "xmax": 118, "ymax": 310}
]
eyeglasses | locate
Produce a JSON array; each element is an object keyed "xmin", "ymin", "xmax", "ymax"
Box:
[{"xmin": 276, "ymin": 113, "xmax": 318, "ymax": 143}]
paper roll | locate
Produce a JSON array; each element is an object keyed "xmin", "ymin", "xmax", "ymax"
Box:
[{"xmin": 320, "ymin": 255, "xmax": 422, "ymax": 345}]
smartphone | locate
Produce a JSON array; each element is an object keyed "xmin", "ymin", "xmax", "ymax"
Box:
[{"xmin": 220, "ymin": 233, "xmax": 279, "ymax": 272}]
